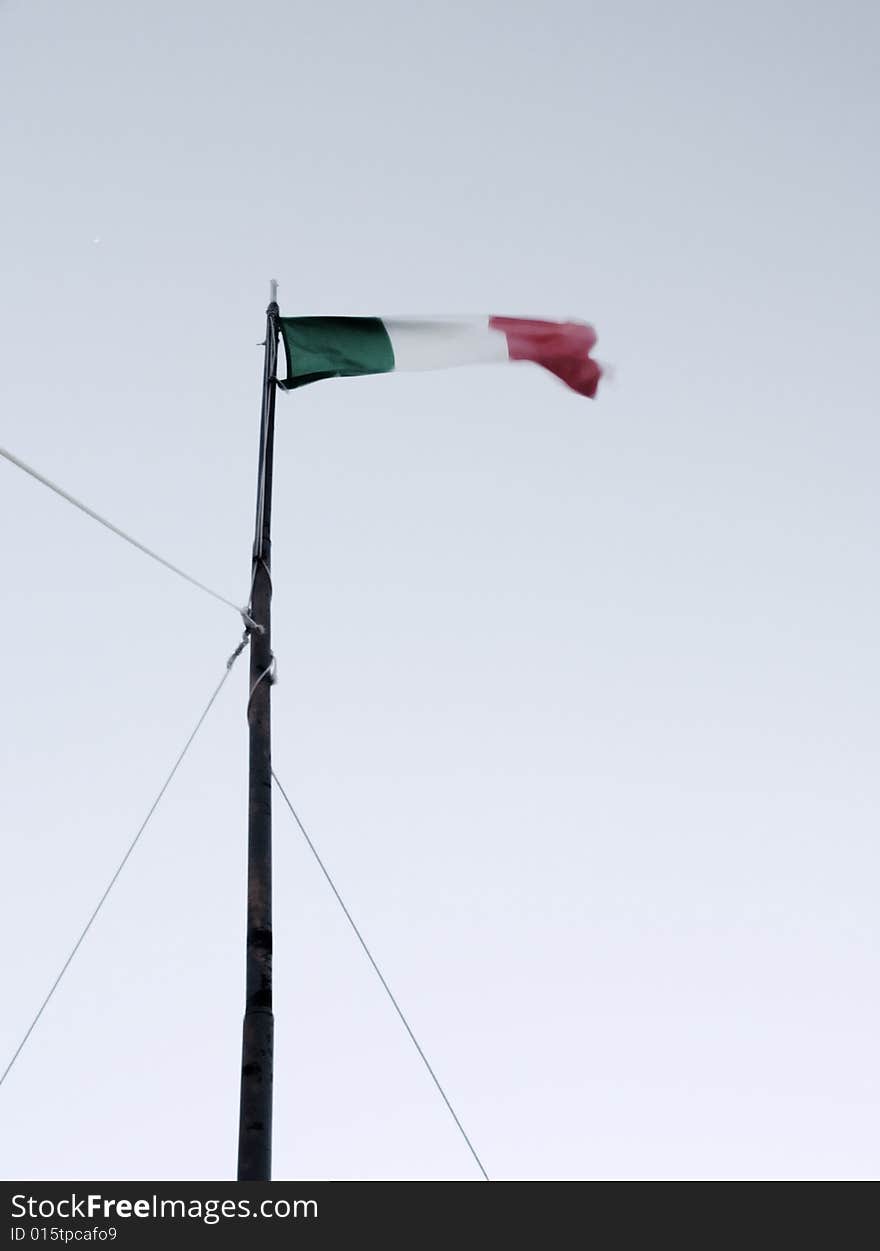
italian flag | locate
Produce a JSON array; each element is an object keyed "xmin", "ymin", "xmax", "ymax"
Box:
[{"xmin": 278, "ymin": 315, "xmax": 602, "ymax": 398}]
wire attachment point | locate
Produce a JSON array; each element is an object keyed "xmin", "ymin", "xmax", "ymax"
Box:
[
  {"xmin": 227, "ymin": 632, "xmax": 250, "ymax": 671},
  {"xmin": 240, "ymin": 608, "xmax": 264, "ymax": 635}
]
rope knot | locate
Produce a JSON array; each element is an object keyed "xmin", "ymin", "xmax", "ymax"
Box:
[{"xmin": 240, "ymin": 608, "xmax": 265, "ymax": 635}]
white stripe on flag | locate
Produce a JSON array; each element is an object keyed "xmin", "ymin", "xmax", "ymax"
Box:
[{"xmin": 384, "ymin": 317, "xmax": 509, "ymax": 372}]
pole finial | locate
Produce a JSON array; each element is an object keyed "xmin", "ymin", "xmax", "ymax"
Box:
[{"xmin": 269, "ymin": 279, "xmax": 278, "ymax": 305}]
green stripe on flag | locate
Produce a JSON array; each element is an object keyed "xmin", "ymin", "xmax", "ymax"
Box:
[{"xmin": 278, "ymin": 317, "xmax": 395, "ymax": 389}]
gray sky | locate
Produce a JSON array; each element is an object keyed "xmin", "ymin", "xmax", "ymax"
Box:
[{"xmin": 1, "ymin": 0, "xmax": 878, "ymax": 1180}]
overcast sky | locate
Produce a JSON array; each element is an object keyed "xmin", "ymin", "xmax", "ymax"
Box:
[{"xmin": 1, "ymin": 0, "xmax": 878, "ymax": 1181}]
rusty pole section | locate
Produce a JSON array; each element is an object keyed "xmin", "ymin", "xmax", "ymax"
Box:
[{"xmin": 237, "ymin": 283, "xmax": 279, "ymax": 1181}]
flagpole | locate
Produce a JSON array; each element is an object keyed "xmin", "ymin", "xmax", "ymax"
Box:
[{"xmin": 237, "ymin": 281, "xmax": 280, "ymax": 1181}]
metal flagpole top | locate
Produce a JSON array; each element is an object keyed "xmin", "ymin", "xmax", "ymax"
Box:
[{"xmin": 269, "ymin": 279, "xmax": 278, "ymax": 305}]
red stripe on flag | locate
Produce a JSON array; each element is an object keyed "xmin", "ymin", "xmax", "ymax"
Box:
[{"xmin": 489, "ymin": 317, "xmax": 601, "ymax": 398}]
